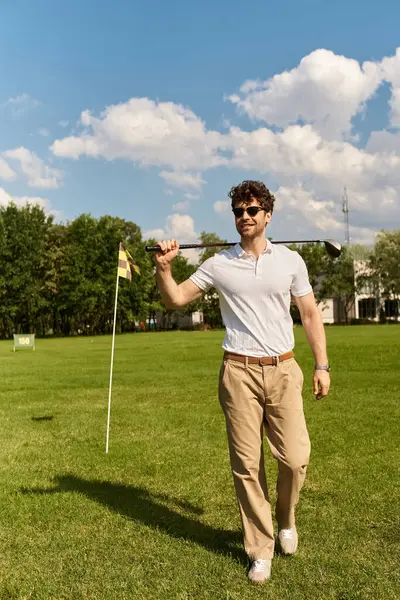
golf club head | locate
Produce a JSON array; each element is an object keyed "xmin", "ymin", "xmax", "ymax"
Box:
[{"xmin": 324, "ymin": 239, "xmax": 342, "ymax": 258}]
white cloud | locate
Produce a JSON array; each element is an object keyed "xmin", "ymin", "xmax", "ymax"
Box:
[
  {"xmin": 347, "ymin": 225, "xmax": 380, "ymax": 245},
  {"xmin": 179, "ymin": 248, "xmax": 199, "ymax": 264},
  {"xmin": 144, "ymin": 214, "xmax": 197, "ymax": 241},
  {"xmin": 269, "ymin": 183, "xmax": 399, "ymax": 245},
  {"xmin": 367, "ymin": 130, "xmax": 400, "ymax": 153},
  {"xmin": 160, "ymin": 170, "xmax": 205, "ymax": 190},
  {"xmin": 275, "ymin": 185, "xmax": 341, "ymax": 233},
  {"xmin": 143, "ymin": 214, "xmax": 199, "ymax": 263},
  {"xmin": 3, "ymin": 93, "xmax": 41, "ymax": 116},
  {"xmin": 172, "ymin": 201, "xmax": 190, "ymax": 212},
  {"xmin": 48, "ymin": 48, "xmax": 400, "ymax": 243},
  {"xmin": 166, "ymin": 214, "xmax": 198, "ymax": 241},
  {"xmin": 184, "ymin": 192, "xmax": 200, "ymax": 200},
  {"xmin": 0, "ymin": 187, "xmax": 50, "ymax": 211},
  {"xmin": 51, "ymin": 98, "xmax": 227, "ymax": 172},
  {"xmin": 142, "ymin": 227, "xmax": 165, "ymax": 241},
  {"xmin": 0, "ymin": 158, "xmax": 16, "ymax": 181},
  {"xmin": 38, "ymin": 128, "xmax": 50, "ymax": 137},
  {"xmin": 3, "ymin": 147, "xmax": 63, "ymax": 189},
  {"xmin": 214, "ymin": 200, "xmax": 230, "ymax": 214},
  {"xmin": 58, "ymin": 120, "xmax": 69, "ymax": 128},
  {"xmin": 380, "ymin": 48, "xmax": 400, "ymax": 127},
  {"xmin": 228, "ymin": 49, "xmax": 383, "ymax": 139},
  {"xmin": 7, "ymin": 93, "xmax": 40, "ymax": 106},
  {"xmin": 226, "ymin": 124, "xmax": 400, "ymax": 190}
]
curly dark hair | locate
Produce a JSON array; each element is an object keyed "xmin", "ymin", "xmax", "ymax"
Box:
[{"xmin": 228, "ymin": 180, "xmax": 275, "ymax": 214}]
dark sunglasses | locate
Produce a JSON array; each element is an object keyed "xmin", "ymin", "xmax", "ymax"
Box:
[{"xmin": 232, "ymin": 206, "xmax": 266, "ymax": 218}]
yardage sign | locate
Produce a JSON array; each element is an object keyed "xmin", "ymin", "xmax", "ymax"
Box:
[{"xmin": 13, "ymin": 334, "xmax": 35, "ymax": 352}]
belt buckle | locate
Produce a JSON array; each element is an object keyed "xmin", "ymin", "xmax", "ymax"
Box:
[{"xmin": 258, "ymin": 356, "xmax": 279, "ymax": 366}]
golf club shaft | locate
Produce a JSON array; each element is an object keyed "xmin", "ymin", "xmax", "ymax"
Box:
[{"xmin": 145, "ymin": 240, "xmax": 327, "ymax": 252}]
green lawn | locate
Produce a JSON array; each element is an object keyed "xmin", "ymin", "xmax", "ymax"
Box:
[{"xmin": 0, "ymin": 326, "xmax": 399, "ymax": 600}]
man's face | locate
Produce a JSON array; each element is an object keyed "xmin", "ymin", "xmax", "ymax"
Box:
[{"xmin": 233, "ymin": 197, "xmax": 272, "ymax": 239}]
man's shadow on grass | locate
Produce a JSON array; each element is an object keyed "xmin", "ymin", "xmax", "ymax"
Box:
[{"xmin": 21, "ymin": 474, "xmax": 245, "ymax": 561}]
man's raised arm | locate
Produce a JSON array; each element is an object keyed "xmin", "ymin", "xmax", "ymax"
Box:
[{"xmin": 155, "ymin": 240, "xmax": 203, "ymax": 309}]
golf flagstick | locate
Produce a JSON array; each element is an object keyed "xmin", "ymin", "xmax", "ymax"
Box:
[
  {"xmin": 106, "ymin": 243, "xmax": 139, "ymax": 453},
  {"xmin": 106, "ymin": 262, "xmax": 120, "ymax": 454}
]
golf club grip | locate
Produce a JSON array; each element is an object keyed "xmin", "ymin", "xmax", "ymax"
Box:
[{"xmin": 145, "ymin": 243, "xmax": 234, "ymax": 252}]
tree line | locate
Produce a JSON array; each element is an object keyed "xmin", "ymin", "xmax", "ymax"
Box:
[{"xmin": 0, "ymin": 203, "xmax": 398, "ymax": 338}]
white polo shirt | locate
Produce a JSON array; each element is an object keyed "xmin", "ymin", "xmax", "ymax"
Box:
[{"xmin": 189, "ymin": 239, "xmax": 313, "ymax": 357}]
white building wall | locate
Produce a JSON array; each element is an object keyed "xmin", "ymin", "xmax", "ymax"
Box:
[
  {"xmin": 353, "ymin": 259, "xmax": 380, "ymax": 322},
  {"xmin": 318, "ymin": 299, "xmax": 335, "ymax": 324}
]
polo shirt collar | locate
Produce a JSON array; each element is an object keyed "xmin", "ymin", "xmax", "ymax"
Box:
[{"xmin": 234, "ymin": 238, "xmax": 273, "ymax": 258}]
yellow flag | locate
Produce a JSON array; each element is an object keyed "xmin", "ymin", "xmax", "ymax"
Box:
[
  {"xmin": 118, "ymin": 243, "xmax": 140, "ymax": 280},
  {"xmin": 125, "ymin": 247, "xmax": 140, "ymax": 275}
]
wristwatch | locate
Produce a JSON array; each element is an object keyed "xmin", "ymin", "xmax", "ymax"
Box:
[{"xmin": 315, "ymin": 365, "xmax": 331, "ymax": 372}]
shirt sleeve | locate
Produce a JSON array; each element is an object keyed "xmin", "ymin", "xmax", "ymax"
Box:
[
  {"xmin": 189, "ymin": 256, "xmax": 215, "ymax": 292},
  {"xmin": 290, "ymin": 252, "xmax": 313, "ymax": 297}
]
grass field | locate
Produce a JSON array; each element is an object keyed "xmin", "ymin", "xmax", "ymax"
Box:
[{"xmin": 0, "ymin": 326, "xmax": 399, "ymax": 600}]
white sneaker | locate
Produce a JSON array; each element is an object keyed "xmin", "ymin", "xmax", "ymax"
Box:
[
  {"xmin": 248, "ymin": 559, "xmax": 271, "ymax": 583},
  {"xmin": 278, "ymin": 525, "xmax": 298, "ymax": 555}
]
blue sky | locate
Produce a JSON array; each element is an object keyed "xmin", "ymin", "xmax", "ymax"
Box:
[{"xmin": 1, "ymin": 0, "xmax": 400, "ymax": 254}]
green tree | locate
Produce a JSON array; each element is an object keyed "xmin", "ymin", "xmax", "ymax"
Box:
[
  {"xmin": 95, "ymin": 215, "xmax": 154, "ymax": 334},
  {"xmin": 0, "ymin": 203, "xmax": 54, "ymax": 337},
  {"xmin": 288, "ymin": 243, "xmax": 328, "ymax": 322},
  {"xmin": 365, "ymin": 230, "xmax": 400, "ymax": 321},
  {"xmin": 55, "ymin": 214, "xmax": 153, "ymax": 336},
  {"xmin": 42, "ymin": 222, "xmax": 68, "ymax": 335},
  {"xmin": 198, "ymin": 231, "xmax": 228, "ymax": 263},
  {"xmin": 348, "ymin": 243, "xmax": 373, "ymax": 261},
  {"xmin": 288, "ymin": 243, "xmax": 328, "ymax": 296},
  {"xmin": 145, "ymin": 243, "xmax": 199, "ymax": 330},
  {"xmin": 290, "ymin": 242, "xmax": 365, "ymax": 324},
  {"xmin": 318, "ymin": 247, "xmax": 357, "ymax": 324},
  {"xmin": 198, "ymin": 231, "xmax": 227, "ymax": 329},
  {"xmin": 57, "ymin": 214, "xmax": 99, "ymax": 335},
  {"xmin": 368, "ymin": 230, "xmax": 400, "ymax": 298},
  {"xmin": 142, "ymin": 238, "xmax": 164, "ymax": 330}
]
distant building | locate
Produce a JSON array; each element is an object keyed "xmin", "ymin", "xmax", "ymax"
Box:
[
  {"xmin": 317, "ymin": 298, "xmax": 354, "ymax": 324},
  {"xmin": 353, "ymin": 260, "xmax": 399, "ymax": 322},
  {"xmin": 155, "ymin": 310, "xmax": 204, "ymax": 330},
  {"xmin": 317, "ymin": 260, "xmax": 399, "ymax": 324}
]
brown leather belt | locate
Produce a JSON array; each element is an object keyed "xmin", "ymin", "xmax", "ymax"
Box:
[{"xmin": 223, "ymin": 350, "xmax": 294, "ymax": 366}]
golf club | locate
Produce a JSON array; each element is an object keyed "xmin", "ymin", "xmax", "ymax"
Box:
[{"xmin": 145, "ymin": 239, "xmax": 342, "ymax": 258}]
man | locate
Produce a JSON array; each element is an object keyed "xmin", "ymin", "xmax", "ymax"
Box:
[{"xmin": 155, "ymin": 180, "xmax": 330, "ymax": 583}]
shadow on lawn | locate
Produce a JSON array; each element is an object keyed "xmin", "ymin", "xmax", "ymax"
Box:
[{"xmin": 21, "ymin": 474, "xmax": 245, "ymax": 561}]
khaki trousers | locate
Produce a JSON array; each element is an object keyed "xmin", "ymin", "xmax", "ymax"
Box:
[{"xmin": 218, "ymin": 357, "xmax": 310, "ymax": 560}]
